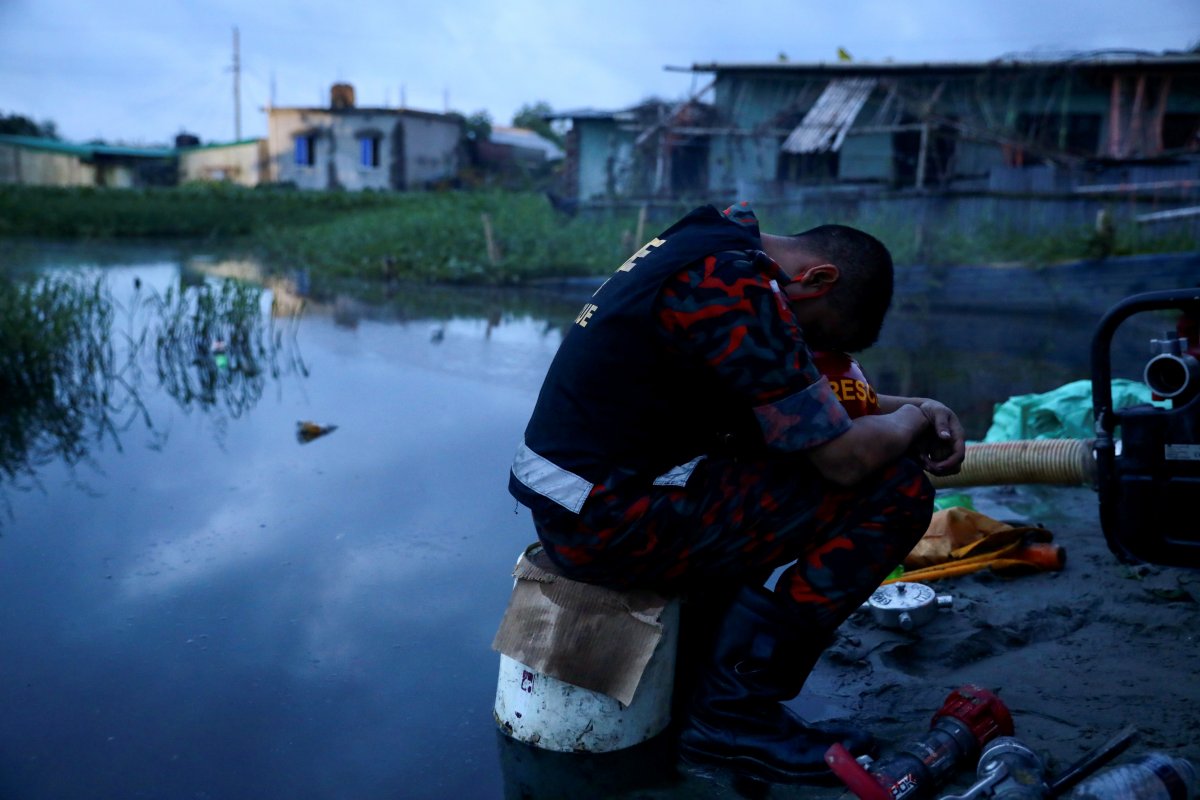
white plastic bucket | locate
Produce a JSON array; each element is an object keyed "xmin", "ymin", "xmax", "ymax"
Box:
[{"xmin": 493, "ymin": 596, "xmax": 680, "ymax": 753}]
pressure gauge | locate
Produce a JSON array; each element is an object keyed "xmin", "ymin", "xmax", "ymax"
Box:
[{"xmin": 861, "ymin": 582, "xmax": 953, "ymax": 630}]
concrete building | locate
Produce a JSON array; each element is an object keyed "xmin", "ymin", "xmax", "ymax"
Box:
[
  {"xmin": 178, "ymin": 138, "xmax": 269, "ymax": 186},
  {"xmin": 0, "ymin": 134, "xmax": 176, "ymax": 187},
  {"xmin": 266, "ymin": 83, "xmax": 463, "ymax": 190}
]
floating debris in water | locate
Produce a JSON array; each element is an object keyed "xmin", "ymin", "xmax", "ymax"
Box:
[{"xmin": 297, "ymin": 421, "xmax": 338, "ymax": 443}]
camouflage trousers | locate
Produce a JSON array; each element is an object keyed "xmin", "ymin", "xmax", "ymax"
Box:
[{"xmin": 535, "ymin": 455, "xmax": 934, "ymax": 631}]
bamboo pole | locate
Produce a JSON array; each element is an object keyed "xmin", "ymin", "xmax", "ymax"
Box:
[{"xmin": 481, "ymin": 213, "xmax": 500, "ymax": 266}]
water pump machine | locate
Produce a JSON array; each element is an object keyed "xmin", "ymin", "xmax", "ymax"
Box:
[{"xmin": 1091, "ymin": 287, "xmax": 1200, "ymax": 568}]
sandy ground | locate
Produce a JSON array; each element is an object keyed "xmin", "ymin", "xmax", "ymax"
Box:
[
  {"xmin": 798, "ymin": 483, "xmax": 1200, "ymax": 798},
  {"xmin": 496, "ymin": 482, "xmax": 1200, "ymax": 799}
]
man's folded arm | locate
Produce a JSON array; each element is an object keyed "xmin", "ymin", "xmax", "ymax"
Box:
[{"xmin": 805, "ymin": 405, "xmax": 929, "ymax": 487}]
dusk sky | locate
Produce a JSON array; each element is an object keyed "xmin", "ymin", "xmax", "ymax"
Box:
[{"xmin": 1, "ymin": 0, "xmax": 1197, "ymax": 146}]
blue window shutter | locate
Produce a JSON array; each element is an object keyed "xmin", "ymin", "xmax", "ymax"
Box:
[
  {"xmin": 295, "ymin": 135, "xmax": 314, "ymax": 166},
  {"xmin": 360, "ymin": 136, "xmax": 380, "ymax": 167}
]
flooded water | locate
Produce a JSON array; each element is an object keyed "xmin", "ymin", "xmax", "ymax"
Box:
[{"xmin": 0, "ymin": 243, "xmax": 1188, "ymax": 799}]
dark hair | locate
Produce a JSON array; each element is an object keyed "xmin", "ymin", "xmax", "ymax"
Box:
[{"xmin": 791, "ymin": 224, "xmax": 894, "ymax": 350}]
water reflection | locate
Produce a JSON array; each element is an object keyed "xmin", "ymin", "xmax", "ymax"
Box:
[
  {"xmin": 0, "ymin": 271, "xmax": 305, "ymax": 507},
  {"xmin": 0, "ymin": 250, "xmax": 582, "ymax": 506},
  {"xmin": 264, "ymin": 269, "xmax": 577, "ymax": 334},
  {"xmin": 0, "ymin": 274, "xmax": 142, "ymax": 489},
  {"xmin": 2, "ymin": 253, "xmax": 1172, "ymax": 519},
  {"xmin": 495, "ymin": 730, "xmax": 683, "ymax": 798},
  {"xmin": 1, "ymin": 243, "xmax": 1191, "ymax": 799},
  {"xmin": 148, "ymin": 279, "xmax": 303, "ymax": 419},
  {"xmin": 865, "ymin": 302, "xmax": 1173, "ymax": 440}
]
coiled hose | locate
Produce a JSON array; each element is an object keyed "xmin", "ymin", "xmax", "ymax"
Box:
[{"xmin": 928, "ymin": 438, "xmax": 1096, "ymax": 489}]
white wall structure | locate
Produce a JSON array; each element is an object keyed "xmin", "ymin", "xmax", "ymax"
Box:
[
  {"xmin": 178, "ymin": 139, "xmax": 268, "ymax": 186},
  {"xmin": 267, "ymin": 87, "xmax": 462, "ymax": 191}
]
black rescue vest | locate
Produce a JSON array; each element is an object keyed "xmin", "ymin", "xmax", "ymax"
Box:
[{"xmin": 510, "ymin": 205, "xmax": 764, "ymax": 514}]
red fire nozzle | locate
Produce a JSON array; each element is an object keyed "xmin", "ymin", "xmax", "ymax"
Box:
[
  {"xmin": 826, "ymin": 685, "xmax": 1014, "ymax": 800},
  {"xmin": 935, "ymin": 685, "xmax": 1014, "ymax": 745}
]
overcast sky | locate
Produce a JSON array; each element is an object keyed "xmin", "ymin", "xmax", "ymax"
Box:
[{"xmin": 1, "ymin": 0, "xmax": 1197, "ymax": 146}]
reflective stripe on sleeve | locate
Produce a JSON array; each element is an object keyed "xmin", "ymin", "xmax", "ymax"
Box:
[
  {"xmin": 511, "ymin": 440, "xmax": 594, "ymax": 514},
  {"xmin": 652, "ymin": 455, "xmax": 707, "ymax": 486}
]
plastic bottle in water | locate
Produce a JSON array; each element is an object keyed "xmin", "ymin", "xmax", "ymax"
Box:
[{"xmin": 1069, "ymin": 754, "xmax": 1197, "ymax": 800}]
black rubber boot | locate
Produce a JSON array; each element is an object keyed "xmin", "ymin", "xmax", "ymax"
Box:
[{"xmin": 676, "ymin": 584, "xmax": 874, "ymax": 785}]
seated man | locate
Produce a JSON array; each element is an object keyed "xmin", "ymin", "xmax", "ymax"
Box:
[{"xmin": 508, "ymin": 201, "xmax": 965, "ymax": 784}]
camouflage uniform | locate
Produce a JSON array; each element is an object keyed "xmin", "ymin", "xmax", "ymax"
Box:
[{"xmin": 533, "ymin": 211, "xmax": 932, "ymax": 629}]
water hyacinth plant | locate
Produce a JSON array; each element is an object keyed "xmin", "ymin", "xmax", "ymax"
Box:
[{"xmin": 1, "ymin": 185, "xmax": 1195, "ymax": 295}]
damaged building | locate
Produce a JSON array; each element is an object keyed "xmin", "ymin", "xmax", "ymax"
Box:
[
  {"xmin": 266, "ymin": 83, "xmax": 463, "ymax": 191},
  {"xmin": 552, "ymin": 51, "xmax": 1200, "ymax": 203},
  {"xmin": 548, "ymin": 100, "xmax": 718, "ymax": 202}
]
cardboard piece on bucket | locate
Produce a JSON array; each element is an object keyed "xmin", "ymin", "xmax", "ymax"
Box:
[{"xmin": 491, "ymin": 545, "xmax": 672, "ymax": 707}]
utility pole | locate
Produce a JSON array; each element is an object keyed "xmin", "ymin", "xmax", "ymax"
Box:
[{"xmin": 232, "ymin": 26, "xmax": 242, "ymax": 140}]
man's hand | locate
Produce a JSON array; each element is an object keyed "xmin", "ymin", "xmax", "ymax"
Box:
[
  {"xmin": 808, "ymin": 396, "xmax": 965, "ymax": 486},
  {"xmin": 913, "ymin": 399, "xmax": 965, "ymax": 476}
]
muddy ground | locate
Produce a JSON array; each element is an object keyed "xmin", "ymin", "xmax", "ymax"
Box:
[{"xmin": 496, "ymin": 483, "xmax": 1200, "ymax": 799}]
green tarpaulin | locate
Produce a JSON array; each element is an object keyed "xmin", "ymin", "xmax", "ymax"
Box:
[{"xmin": 982, "ymin": 379, "xmax": 1165, "ymax": 442}]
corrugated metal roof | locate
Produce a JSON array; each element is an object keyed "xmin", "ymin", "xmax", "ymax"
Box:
[
  {"xmin": 0, "ymin": 134, "xmax": 175, "ymax": 158},
  {"xmin": 682, "ymin": 53, "xmax": 1200, "ymax": 76},
  {"xmin": 544, "ymin": 106, "xmax": 656, "ymax": 123},
  {"xmin": 780, "ymin": 78, "xmax": 876, "ymax": 154},
  {"xmin": 177, "ymin": 138, "xmax": 264, "ymax": 152},
  {"xmin": 489, "ymin": 126, "xmax": 565, "ymax": 159},
  {"xmin": 265, "ymin": 106, "xmax": 458, "ymax": 123},
  {"xmin": 543, "ymin": 107, "xmax": 621, "ymax": 121}
]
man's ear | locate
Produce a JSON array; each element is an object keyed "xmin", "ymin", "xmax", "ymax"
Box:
[{"xmin": 787, "ymin": 263, "xmax": 840, "ymax": 299}]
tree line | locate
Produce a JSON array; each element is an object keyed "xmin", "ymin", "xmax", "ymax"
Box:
[{"xmin": 0, "ymin": 112, "xmax": 59, "ymax": 139}]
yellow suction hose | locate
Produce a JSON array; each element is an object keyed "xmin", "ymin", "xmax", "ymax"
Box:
[{"xmin": 928, "ymin": 438, "xmax": 1096, "ymax": 489}]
